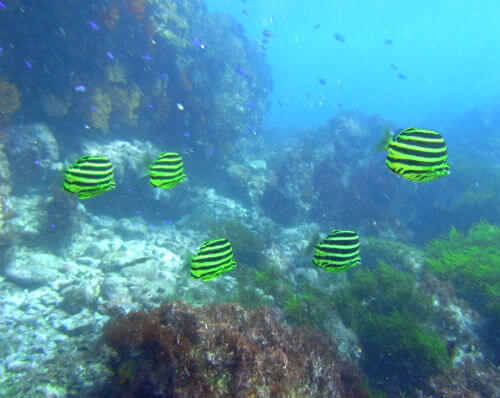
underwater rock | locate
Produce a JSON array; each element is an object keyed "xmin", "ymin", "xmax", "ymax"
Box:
[
  {"xmin": 0, "ymin": 78, "xmax": 21, "ymax": 126},
  {"xmin": 3, "ymin": 252, "xmax": 65, "ymax": 289},
  {"xmin": 103, "ymin": 302, "xmax": 369, "ymax": 397},
  {"xmin": 6, "ymin": 124, "xmax": 60, "ymax": 186}
]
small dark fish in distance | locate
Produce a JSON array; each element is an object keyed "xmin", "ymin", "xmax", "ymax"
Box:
[
  {"xmin": 242, "ymin": 10, "xmax": 248, "ymax": 16},
  {"xmin": 191, "ymin": 38, "xmax": 206, "ymax": 50},
  {"xmin": 318, "ymin": 78, "xmax": 326, "ymax": 85},
  {"xmin": 262, "ymin": 29, "xmax": 273, "ymax": 38},
  {"xmin": 397, "ymin": 73, "xmax": 407, "ymax": 80},
  {"xmin": 334, "ymin": 33, "xmax": 345, "ymax": 42},
  {"xmin": 390, "ymin": 64, "xmax": 398, "ymax": 70},
  {"xmin": 384, "ymin": 39, "xmax": 393, "ymax": 45},
  {"xmin": 236, "ymin": 65, "xmax": 249, "ymax": 77},
  {"xmin": 313, "ymin": 24, "xmax": 321, "ymax": 29}
]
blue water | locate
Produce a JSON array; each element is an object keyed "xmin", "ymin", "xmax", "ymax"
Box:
[{"xmin": 206, "ymin": 0, "xmax": 500, "ymax": 130}]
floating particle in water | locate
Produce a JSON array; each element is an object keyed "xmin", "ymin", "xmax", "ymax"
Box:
[
  {"xmin": 90, "ymin": 106, "xmax": 96, "ymax": 111},
  {"xmin": 142, "ymin": 54, "xmax": 151, "ymax": 60},
  {"xmin": 0, "ymin": 47, "xmax": 3, "ymax": 54},
  {"xmin": 318, "ymin": 78, "xmax": 326, "ymax": 85},
  {"xmin": 313, "ymin": 24, "xmax": 321, "ymax": 29},
  {"xmin": 34, "ymin": 160, "xmax": 41, "ymax": 166},
  {"xmin": 74, "ymin": 84, "xmax": 86, "ymax": 92},
  {"xmin": 176, "ymin": 103, "xmax": 185, "ymax": 111},
  {"xmin": 397, "ymin": 73, "xmax": 407, "ymax": 80},
  {"xmin": 106, "ymin": 51, "xmax": 114, "ymax": 59},
  {"xmin": 183, "ymin": 132, "xmax": 191, "ymax": 138},
  {"xmin": 242, "ymin": 10, "xmax": 248, "ymax": 16},
  {"xmin": 384, "ymin": 39, "xmax": 394, "ymax": 45},
  {"xmin": 160, "ymin": 73, "xmax": 169, "ymax": 80},
  {"xmin": 334, "ymin": 33, "xmax": 345, "ymax": 42},
  {"xmin": 0, "ymin": 2, "xmax": 5, "ymax": 9},
  {"xmin": 390, "ymin": 64, "xmax": 398, "ymax": 70},
  {"xmin": 88, "ymin": 21, "xmax": 99, "ymax": 30},
  {"xmin": 246, "ymin": 101, "xmax": 258, "ymax": 109},
  {"xmin": 147, "ymin": 104, "xmax": 154, "ymax": 108},
  {"xmin": 25, "ymin": 60, "xmax": 32, "ymax": 68},
  {"xmin": 50, "ymin": 224, "xmax": 55, "ymax": 228}
]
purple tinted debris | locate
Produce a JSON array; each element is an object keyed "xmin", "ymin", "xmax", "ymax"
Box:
[
  {"xmin": 246, "ymin": 101, "xmax": 258, "ymax": 109},
  {"xmin": 25, "ymin": 60, "xmax": 32, "ymax": 69},
  {"xmin": 50, "ymin": 224, "xmax": 56, "ymax": 228},
  {"xmin": 88, "ymin": 21, "xmax": 99, "ymax": 30},
  {"xmin": 164, "ymin": 220, "xmax": 173, "ymax": 225},
  {"xmin": 90, "ymin": 106, "xmax": 97, "ymax": 112},
  {"xmin": 147, "ymin": 104, "xmax": 154, "ymax": 108},
  {"xmin": 0, "ymin": 2, "xmax": 5, "ymax": 9},
  {"xmin": 74, "ymin": 84, "xmax": 86, "ymax": 92},
  {"xmin": 183, "ymin": 132, "xmax": 191, "ymax": 138},
  {"xmin": 0, "ymin": 47, "xmax": 3, "ymax": 54},
  {"xmin": 106, "ymin": 51, "xmax": 114, "ymax": 59},
  {"xmin": 34, "ymin": 160, "xmax": 41, "ymax": 165},
  {"xmin": 142, "ymin": 54, "xmax": 151, "ymax": 60}
]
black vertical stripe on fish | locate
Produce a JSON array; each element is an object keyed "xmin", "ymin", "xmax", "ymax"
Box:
[
  {"xmin": 312, "ymin": 230, "xmax": 361, "ymax": 273},
  {"xmin": 190, "ymin": 238, "xmax": 236, "ymax": 281},
  {"xmin": 62, "ymin": 155, "xmax": 115, "ymax": 199},
  {"xmin": 150, "ymin": 152, "xmax": 186, "ymax": 189}
]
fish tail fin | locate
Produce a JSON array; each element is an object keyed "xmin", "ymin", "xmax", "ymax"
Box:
[
  {"xmin": 138, "ymin": 153, "xmax": 152, "ymax": 179},
  {"xmin": 374, "ymin": 126, "xmax": 393, "ymax": 152}
]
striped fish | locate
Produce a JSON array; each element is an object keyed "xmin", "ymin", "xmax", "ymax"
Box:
[
  {"xmin": 62, "ymin": 155, "xmax": 115, "ymax": 199},
  {"xmin": 149, "ymin": 152, "xmax": 186, "ymax": 189},
  {"xmin": 312, "ymin": 230, "xmax": 361, "ymax": 273},
  {"xmin": 190, "ymin": 238, "xmax": 236, "ymax": 281},
  {"xmin": 385, "ymin": 128, "xmax": 450, "ymax": 182}
]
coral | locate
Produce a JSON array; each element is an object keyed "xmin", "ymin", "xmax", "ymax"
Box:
[
  {"xmin": 425, "ymin": 221, "xmax": 500, "ymax": 362},
  {"xmin": 151, "ymin": 0, "xmax": 192, "ymax": 48},
  {"xmin": 124, "ymin": 0, "xmax": 148, "ymax": 20},
  {"xmin": 334, "ymin": 263, "xmax": 450, "ymax": 394},
  {"xmin": 103, "ymin": 302, "xmax": 369, "ymax": 397},
  {"xmin": 109, "ymin": 84, "xmax": 142, "ymax": 126},
  {"xmin": 105, "ymin": 63, "xmax": 127, "ymax": 84},
  {"xmin": 0, "ymin": 78, "xmax": 21, "ymax": 126},
  {"xmin": 89, "ymin": 89, "xmax": 112, "ymax": 133}
]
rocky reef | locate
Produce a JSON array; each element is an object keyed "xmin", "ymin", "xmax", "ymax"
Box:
[{"xmin": 103, "ymin": 302, "xmax": 368, "ymax": 397}]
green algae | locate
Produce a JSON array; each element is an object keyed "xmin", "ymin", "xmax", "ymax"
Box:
[{"xmin": 334, "ymin": 263, "xmax": 449, "ymax": 394}]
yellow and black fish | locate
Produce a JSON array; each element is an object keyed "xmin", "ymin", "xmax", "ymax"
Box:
[
  {"xmin": 312, "ymin": 230, "xmax": 360, "ymax": 273},
  {"xmin": 383, "ymin": 127, "xmax": 450, "ymax": 182},
  {"xmin": 149, "ymin": 152, "xmax": 186, "ymax": 189},
  {"xmin": 190, "ymin": 238, "xmax": 236, "ymax": 281},
  {"xmin": 62, "ymin": 155, "xmax": 115, "ymax": 199}
]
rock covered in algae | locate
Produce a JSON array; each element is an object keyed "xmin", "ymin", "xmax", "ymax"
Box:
[
  {"xmin": 103, "ymin": 302, "xmax": 368, "ymax": 397},
  {"xmin": 0, "ymin": 78, "xmax": 21, "ymax": 126}
]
